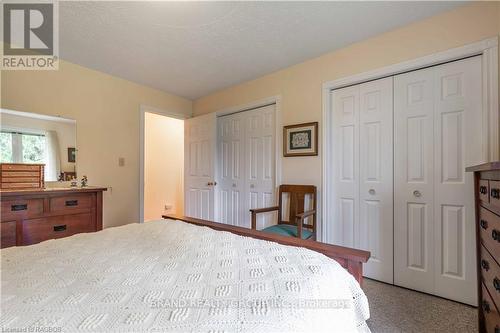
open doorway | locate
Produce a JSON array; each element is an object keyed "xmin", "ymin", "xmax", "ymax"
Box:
[{"xmin": 140, "ymin": 108, "xmax": 185, "ymax": 222}]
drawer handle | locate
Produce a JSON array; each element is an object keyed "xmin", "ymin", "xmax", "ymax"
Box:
[
  {"xmin": 483, "ymin": 300, "xmax": 491, "ymax": 313},
  {"xmin": 11, "ymin": 204, "xmax": 28, "ymax": 211},
  {"xmin": 480, "ymin": 186, "xmax": 488, "ymax": 194},
  {"xmin": 493, "ymin": 229, "xmax": 500, "ymax": 242},
  {"xmin": 481, "ymin": 219, "xmax": 489, "ymax": 229},
  {"xmin": 492, "ymin": 188, "xmax": 500, "ymax": 199},
  {"xmin": 65, "ymin": 200, "xmax": 78, "ymax": 207},
  {"xmin": 482, "ymin": 260, "xmax": 490, "ymax": 271},
  {"xmin": 494, "ymin": 278, "xmax": 500, "ymax": 292},
  {"xmin": 53, "ymin": 225, "xmax": 67, "ymax": 232}
]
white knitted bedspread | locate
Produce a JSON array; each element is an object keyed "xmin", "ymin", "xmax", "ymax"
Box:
[{"xmin": 1, "ymin": 219, "xmax": 370, "ymax": 332}]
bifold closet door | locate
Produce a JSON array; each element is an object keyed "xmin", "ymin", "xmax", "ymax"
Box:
[
  {"xmin": 217, "ymin": 105, "xmax": 276, "ymax": 229},
  {"xmin": 394, "ymin": 56, "xmax": 483, "ymax": 305},
  {"xmin": 331, "ymin": 77, "xmax": 394, "ymax": 283},
  {"xmin": 245, "ymin": 105, "xmax": 276, "ymax": 230},
  {"xmin": 218, "ymin": 113, "xmax": 245, "ymax": 226}
]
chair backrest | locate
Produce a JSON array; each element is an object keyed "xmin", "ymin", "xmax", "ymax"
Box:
[{"xmin": 278, "ymin": 184, "xmax": 317, "ymax": 228}]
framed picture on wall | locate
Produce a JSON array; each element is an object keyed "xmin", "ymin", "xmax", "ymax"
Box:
[
  {"xmin": 283, "ymin": 122, "xmax": 318, "ymax": 157},
  {"xmin": 68, "ymin": 147, "xmax": 76, "ymax": 163}
]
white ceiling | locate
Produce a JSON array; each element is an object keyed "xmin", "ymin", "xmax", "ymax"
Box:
[{"xmin": 60, "ymin": 1, "xmax": 463, "ymax": 99}]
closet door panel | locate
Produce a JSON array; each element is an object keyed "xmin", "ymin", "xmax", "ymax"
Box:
[
  {"xmin": 433, "ymin": 56, "xmax": 482, "ymax": 305},
  {"xmin": 217, "ymin": 115, "xmax": 244, "ymax": 226},
  {"xmin": 358, "ymin": 77, "xmax": 394, "ymax": 283},
  {"xmin": 394, "ymin": 67, "xmax": 435, "ymax": 293},
  {"xmin": 331, "ymin": 86, "xmax": 359, "ymax": 247},
  {"xmin": 244, "ymin": 105, "xmax": 276, "ymax": 230}
]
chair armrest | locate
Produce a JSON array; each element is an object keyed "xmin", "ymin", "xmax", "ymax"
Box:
[
  {"xmin": 296, "ymin": 209, "xmax": 316, "ymax": 219},
  {"xmin": 250, "ymin": 206, "xmax": 279, "ymax": 214},
  {"xmin": 250, "ymin": 206, "xmax": 279, "ymax": 230}
]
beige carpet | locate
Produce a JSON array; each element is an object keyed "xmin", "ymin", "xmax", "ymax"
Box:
[{"xmin": 362, "ymin": 278, "xmax": 477, "ymax": 332}]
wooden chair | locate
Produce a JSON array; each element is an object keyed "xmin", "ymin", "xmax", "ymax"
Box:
[{"xmin": 250, "ymin": 184, "xmax": 317, "ymax": 240}]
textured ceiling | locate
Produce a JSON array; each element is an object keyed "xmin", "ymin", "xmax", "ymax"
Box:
[{"xmin": 60, "ymin": 1, "xmax": 463, "ymax": 99}]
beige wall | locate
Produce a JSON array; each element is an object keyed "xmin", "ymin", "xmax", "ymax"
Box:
[
  {"xmin": 144, "ymin": 113, "xmax": 184, "ymax": 221},
  {"xmin": 193, "ymin": 2, "xmax": 500, "ymax": 190},
  {"xmin": 0, "ymin": 113, "xmax": 77, "ymax": 173},
  {"xmin": 1, "ymin": 60, "xmax": 192, "ymax": 228}
]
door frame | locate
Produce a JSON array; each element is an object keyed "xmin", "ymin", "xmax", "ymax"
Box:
[
  {"xmin": 212, "ymin": 95, "xmax": 283, "ymax": 223},
  {"xmin": 139, "ymin": 104, "xmax": 189, "ymax": 223},
  {"xmin": 322, "ymin": 36, "xmax": 499, "ymax": 244}
]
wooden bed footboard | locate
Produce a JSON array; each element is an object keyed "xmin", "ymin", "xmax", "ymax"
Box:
[{"xmin": 162, "ymin": 215, "xmax": 370, "ymax": 284}]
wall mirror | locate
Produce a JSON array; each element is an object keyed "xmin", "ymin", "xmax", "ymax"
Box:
[{"xmin": 0, "ymin": 109, "xmax": 77, "ymax": 182}]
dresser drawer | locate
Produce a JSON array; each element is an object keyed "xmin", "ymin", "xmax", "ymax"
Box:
[
  {"xmin": 49, "ymin": 194, "xmax": 93, "ymax": 213},
  {"xmin": 481, "ymin": 245, "xmax": 500, "ymax": 307},
  {"xmin": 480, "ymin": 179, "xmax": 491, "ymax": 203},
  {"xmin": 1, "ymin": 199, "xmax": 44, "ymax": 221},
  {"xmin": 1, "ymin": 221, "xmax": 16, "ymax": 248},
  {"xmin": 482, "ymin": 283, "xmax": 500, "ymax": 333},
  {"xmin": 21, "ymin": 213, "xmax": 95, "ymax": 245},
  {"xmin": 491, "ymin": 181, "xmax": 500, "ymax": 210},
  {"xmin": 1, "ymin": 171, "xmax": 40, "ymax": 177},
  {"xmin": 1, "ymin": 164, "xmax": 41, "ymax": 171},
  {"xmin": 1, "ymin": 182, "xmax": 41, "ymax": 189},
  {"xmin": 480, "ymin": 207, "xmax": 500, "ymax": 258}
]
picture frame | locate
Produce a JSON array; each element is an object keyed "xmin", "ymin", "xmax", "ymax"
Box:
[
  {"xmin": 283, "ymin": 122, "xmax": 318, "ymax": 157},
  {"xmin": 68, "ymin": 147, "xmax": 76, "ymax": 163}
]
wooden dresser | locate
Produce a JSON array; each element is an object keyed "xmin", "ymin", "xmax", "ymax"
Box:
[
  {"xmin": 467, "ymin": 162, "xmax": 500, "ymax": 333},
  {"xmin": 0, "ymin": 187, "xmax": 106, "ymax": 248}
]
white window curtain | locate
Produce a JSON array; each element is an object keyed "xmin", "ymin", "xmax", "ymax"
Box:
[{"xmin": 44, "ymin": 130, "xmax": 61, "ymax": 181}]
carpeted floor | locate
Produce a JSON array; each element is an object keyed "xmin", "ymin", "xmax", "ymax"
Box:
[{"xmin": 362, "ymin": 278, "xmax": 478, "ymax": 332}]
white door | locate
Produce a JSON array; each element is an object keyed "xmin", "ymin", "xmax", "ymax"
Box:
[
  {"xmin": 394, "ymin": 66, "xmax": 436, "ymax": 294},
  {"xmin": 217, "ymin": 112, "xmax": 245, "ymax": 226},
  {"xmin": 184, "ymin": 113, "xmax": 217, "ymax": 220},
  {"xmin": 433, "ymin": 56, "xmax": 482, "ymax": 305},
  {"xmin": 331, "ymin": 85, "xmax": 359, "ymax": 247},
  {"xmin": 331, "ymin": 78, "xmax": 393, "ymax": 283},
  {"xmin": 358, "ymin": 77, "xmax": 394, "ymax": 283},
  {"xmin": 244, "ymin": 105, "xmax": 276, "ymax": 230},
  {"xmin": 394, "ymin": 56, "xmax": 483, "ymax": 305}
]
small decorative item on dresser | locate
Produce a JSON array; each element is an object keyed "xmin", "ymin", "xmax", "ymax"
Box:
[
  {"xmin": 0, "ymin": 163, "xmax": 45, "ymax": 190},
  {"xmin": 466, "ymin": 161, "xmax": 500, "ymax": 333},
  {"xmin": 283, "ymin": 122, "xmax": 318, "ymax": 157},
  {"xmin": 81, "ymin": 175, "xmax": 88, "ymax": 187}
]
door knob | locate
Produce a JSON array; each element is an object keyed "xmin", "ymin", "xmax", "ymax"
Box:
[
  {"xmin": 413, "ymin": 190, "xmax": 422, "ymax": 198},
  {"xmin": 250, "ymin": 184, "xmax": 255, "ymax": 189},
  {"xmin": 232, "ymin": 183, "xmax": 236, "ymax": 188},
  {"xmin": 368, "ymin": 189, "xmax": 376, "ymax": 195}
]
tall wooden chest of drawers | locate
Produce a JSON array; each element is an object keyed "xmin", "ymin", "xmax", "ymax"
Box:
[
  {"xmin": 0, "ymin": 187, "xmax": 106, "ymax": 248},
  {"xmin": 467, "ymin": 162, "xmax": 500, "ymax": 332}
]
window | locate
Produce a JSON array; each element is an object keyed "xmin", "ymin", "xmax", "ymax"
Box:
[{"xmin": 0, "ymin": 131, "xmax": 46, "ymax": 164}]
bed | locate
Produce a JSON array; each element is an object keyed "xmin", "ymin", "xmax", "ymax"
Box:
[{"xmin": 1, "ymin": 218, "xmax": 371, "ymax": 332}]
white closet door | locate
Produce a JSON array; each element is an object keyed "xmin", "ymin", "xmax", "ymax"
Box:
[
  {"xmin": 395, "ymin": 56, "xmax": 483, "ymax": 305},
  {"xmin": 217, "ymin": 113, "xmax": 245, "ymax": 226},
  {"xmin": 394, "ymin": 67, "xmax": 435, "ymax": 293},
  {"xmin": 433, "ymin": 56, "xmax": 482, "ymax": 305},
  {"xmin": 244, "ymin": 105, "xmax": 276, "ymax": 229},
  {"xmin": 331, "ymin": 85, "xmax": 359, "ymax": 247},
  {"xmin": 358, "ymin": 77, "xmax": 394, "ymax": 283},
  {"xmin": 184, "ymin": 113, "xmax": 216, "ymax": 220}
]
